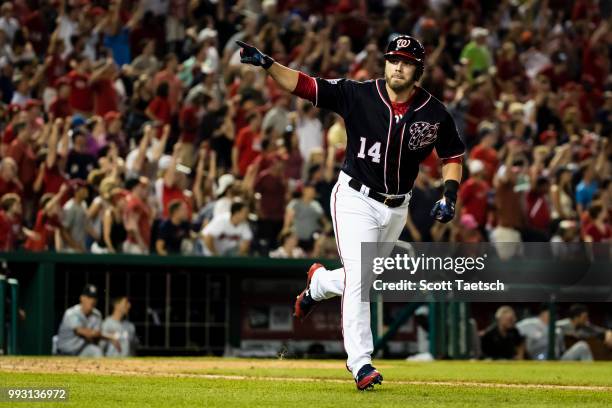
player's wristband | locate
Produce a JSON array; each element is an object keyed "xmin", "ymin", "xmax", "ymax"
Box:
[
  {"xmin": 443, "ymin": 180, "xmax": 459, "ymax": 203},
  {"xmin": 261, "ymin": 54, "xmax": 275, "ymax": 70}
]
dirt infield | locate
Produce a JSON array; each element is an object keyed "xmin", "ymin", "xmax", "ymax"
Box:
[
  {"xmin": 2, "ymin": 358, "xmax": 612, "ymax": 392},
  {"xmin": 0, "ymin": 357, "xmax": 339, "ymax": 374}
]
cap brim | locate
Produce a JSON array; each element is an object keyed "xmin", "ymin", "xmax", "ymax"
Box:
[{"xmin": 384, "ymin": 51, "xmax": 422, "ymax": 63}]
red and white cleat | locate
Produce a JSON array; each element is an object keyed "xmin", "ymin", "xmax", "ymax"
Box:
[{"xmin": 293, "ymin": 263, "xmax": 323, "ymax": 321}]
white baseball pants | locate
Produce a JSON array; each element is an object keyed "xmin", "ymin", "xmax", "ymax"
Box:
[{"xmin": 310, "ymin": 171, "xmax": 410, "ymax": 378}]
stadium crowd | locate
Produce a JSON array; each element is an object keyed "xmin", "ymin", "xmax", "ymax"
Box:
[{"xmin": 0, "ymin": 0, "xmax": 610, "ymax": 257}]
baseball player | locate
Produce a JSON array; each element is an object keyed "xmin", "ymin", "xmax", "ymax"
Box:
[{"xmin": 237, "ymin": 35, "xmax": 464, "ymax": 390}]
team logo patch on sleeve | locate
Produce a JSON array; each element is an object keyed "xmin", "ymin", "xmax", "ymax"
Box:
[{"xmin": 408, "ymin": 121, "xmax": 439, "ymax": 150}]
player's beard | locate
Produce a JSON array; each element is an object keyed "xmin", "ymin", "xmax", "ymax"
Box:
[{"xmin": 386, "ymin": 73, "xmax": 416, "ymax": 93}]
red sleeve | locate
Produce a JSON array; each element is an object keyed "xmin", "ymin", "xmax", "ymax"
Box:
[
  {"xmin": 148, "ymin": 98, "xmax": 160, "ymax": 116},
  {"xmin": 292, "ymin": 72, "xmax": 317, "ymax": 103},
  {"xmin": 6, "ymin": 142, "xmax": 24, "ymax": 163},
  {"xmin": 2, "ymin": 126, "xmax": 13, "ymax": 144}
]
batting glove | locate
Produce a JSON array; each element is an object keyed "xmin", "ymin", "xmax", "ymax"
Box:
[
  {"xmin": 430, "ymin": 198, "xmax": 455, "ymax": 223},
  {"xmin": 430, "ymin": 180, "xmax": 459, "ymax": 223},
  {"xmin": 236, "ymin": 40, "xmax": 275, "ymax": 69}
]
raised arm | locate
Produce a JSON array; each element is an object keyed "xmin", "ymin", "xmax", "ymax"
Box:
[
  {"xmin": 151, "ymin": 124, "xmax": 170, "ymax": 162},
  {"xmin": 106, "ymin": 0, "xmax": 122, "ymax": 35},
  {"xmin": 57, "ymin": 118, "xmax": 71, "ymax": 158},
  {"xmin": 193, "ymin": 148, "xmax": 206, "ymax": 209},
  {"xmin": 133, "ymin": 125, "xmax": 153, "ymax": 174},
  {"xmin": 102, "ymin": 209, "xmax": 116, "ymax": 253},
  {"xmin": 126, "ymin": 0, "xmax": 145, "ymax": 31},
  {"xmin": 46, "ymin": 118, "xmax": 63, "ymax": 168},
  {"xmin": 164, "ymin": 141, "xmax": 181, "ymax": 188},
  {"xmin": 235, "ymin": 41, "xmax": 299, "ymax": 93},
  {"xmin": 44, "ymin": 184, "xmax": 68, "ymax": 215}
]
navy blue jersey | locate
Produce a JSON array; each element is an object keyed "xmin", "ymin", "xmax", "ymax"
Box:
[{"xmin": 314, "ymin": 78, "xmax": 465, "ymax": 194}]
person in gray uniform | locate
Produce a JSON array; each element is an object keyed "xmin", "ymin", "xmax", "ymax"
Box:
[
  {"xmin": 56, "ymin": 284, "xmax": 120, "ymax": 357},
  {"xmin": 101, "ymin": 296, "xmax": 138, "ymax": 357},
  {"xmin": 555, "ymin": 304, "xmax": 612, "ymax": 360},
  {"xmin": 517, "ymin": 304, "xmax": 592, "ymax": 361}
]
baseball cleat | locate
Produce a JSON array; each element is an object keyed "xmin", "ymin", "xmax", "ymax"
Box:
[
  {"xmin": 293, "ymin": 263, "xmax": 323, "ymax": 320},
  {"xmin": 355, "ymin": 364, "xmax": 383, "ymax": 390}
]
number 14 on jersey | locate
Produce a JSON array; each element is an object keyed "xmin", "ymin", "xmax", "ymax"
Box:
[{"xmin": 357, "ymin": 137, "xmax": 381, "ymax": 163}]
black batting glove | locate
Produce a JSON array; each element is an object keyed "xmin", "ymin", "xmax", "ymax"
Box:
[
  {"xmin": 236, "ymin": 40, "xmax": 275, "ymax": 69},
  {"xmin": 430, "ymin": 180, "xmax": 459, "ymax": 223}
]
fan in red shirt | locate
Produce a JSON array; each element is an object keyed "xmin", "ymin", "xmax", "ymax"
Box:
[
  {"xmin": 178, "ymin": 93, "xmax": 207, "ymax": 166},
  {"xmin": 233, "ymin": 111, "xmax": 263, "ymax": 177},
  {"xmin": 584, "ymin": 204, "xmax": 611, "ymax": 243},
  {"xmin": 458, "ymin": 160, "xmax": 490, "ymax": 228},
  {"xmin": 24, "ymin": 185, "xmax": 68, "ymax": 252},
  {"xmin": 1, "ymin": 106, "xmax": 25, "ymax": 147},
  {"xmin": 67, "ymin": 56, "xmax": 93, "ymax": 114},
  {"xmin": 43, "ymin": 37, "xmax": 67, "ymax": 92},
  {"xmin": 6, "ymin": 122, "xmax": 37, "ymax": 195},
  {"xmin": 104, "ymin": 111, "xmax": 128, "ymax": 157},
  {"xmin": 153, "ymin": 53, "xmax": 183, "ymax": 115},
  {"xmin": 538, "ymin": 51, "xmax": 571, "ymax": 92},
  {"xmin": 0, "ymin": 193, "xmax": 23, "ymax": 251},
  {"xmin": 0, "ymin": 157, "xmax": 23, "ymax": 198},
  {"xmin": 91, "ymin": 59, "xmax": 119, "ymax": 116},
  {"xmin": 146, "ymin": 82, "xmax": 172, "ymax": 137},
  {"xmin": 157, "ymin": 145, "xmax": 193, "ymax": 219},
  {"xmin": 123, "ymin": 177, "xmax": 153, "ymax": 254},
  {"xmin": 23, "ymin": 8, "xmax": 50, "ymax": 55},
  {"xmin": 254, "ymin": 154, "xmax": 288, "ymax": 248},
  {"xmin": 525, "ymin": 177, "xmax": 552, "ymax": 236},
  {"xmin": 24, "ymin": 99, "xmax": 44, "ymax": 131},
  {"xmin": 48, "ymin": 77, "xmax": 73, "ymax": 119},
  {"xmin": 469, "ymin": 126, "xmax": 499, "ymax": 181},
  {"xmin": 465, "ymin": 79, "xmax": 495, "ymax": 140},
  {"xmin": 33, "ymin": 117, "xmax": 68, "ymax": 196}
]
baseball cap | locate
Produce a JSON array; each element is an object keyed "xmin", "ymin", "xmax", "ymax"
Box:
[
  {"xmin": 104, "ymin": 111, "xmax": 121, "ymax": 122},
  {"xmin": 215, "ymin": 174, "xmax": 235, "ymax": 197},
  {"xmin": 198, "ymin": 28, "xmax": 218, "ymax": 42},
  {"xmin": 460, "ymin": 214, "xmax": 478, "ymax": 230},
  {"xmin": 125, "ymin": 176, "xmax": 149, "ymax": 191},
  {"xmin": 55, "ymin": 76, "xmax": 71, "ymax": 87},
  {"xmin": 539, "ymin": 130, "xmax": 558, "ymax": 144},
  {"xmin": 384, "ymin": 34, "xmax": 425, "ymax": 64},
  {"xmin": 520, "ymin": 30, "xmax": 533, "ymax": 44},
  {"xmin": 7, "ymin": 103, "xmax": 22, "ymax": 115},
  {"xmin": 72, "ymin": 114, "xmax": 86, "ymax": 128},
  {"xmin": 468, "ymin": 160, "xmax": 485, "ymax": 175},
  {"xmin": 158, "ymin": 155, "xmax": 173, "ymax": 171},
  {"xmin": 81, "ymin": 284, "xmax": 98, "ymax": 298},
  {"xmin": 559, "ymin": 220, "xmax": 577, "ymax": 230},
  {"xmin": 69, "ymin": 179, "xmax": 88, "ymax": 190},
  {"xmin": 477, "ymin": 121, "xmax": 495, "ymax": 137},
  {"xmin": 509, "ymin": 102, "xmax": 524, "ymax": 115},
  {"xmin": 471, "ymin": 27, "xmax": 489, "ymax": 39},
  {"xmin": 110, "ymin": 188, "xmax": 129, "ymax": 204},
  {"xmin": 87, "ymin": 6, "xmax": 106, "ymax": 16},
  {"xmin": 25, "ymin": 99, "xmax": 42, "ymax": 110}
]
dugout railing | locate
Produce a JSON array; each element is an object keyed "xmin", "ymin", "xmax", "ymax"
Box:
[
  {"xmin": 0, "ymin": 252, "xmax": 340, "ymax": 356},
  {"xmin": 0, "ymin": 252, "xmax": 572, "ymax": 359}
]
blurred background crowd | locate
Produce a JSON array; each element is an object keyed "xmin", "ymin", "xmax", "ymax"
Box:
[{"xmin": 0, "ymin": 0, "xmax": 610, "ymax": 257}]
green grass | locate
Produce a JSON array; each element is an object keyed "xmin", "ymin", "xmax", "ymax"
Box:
[
  {"xmin": 1, "ymin": 359, "xmax": 611, "ymax": 407},
  {"xmin": 181, "ymin": 359, "xmax": 612, "ymax": 386}
]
